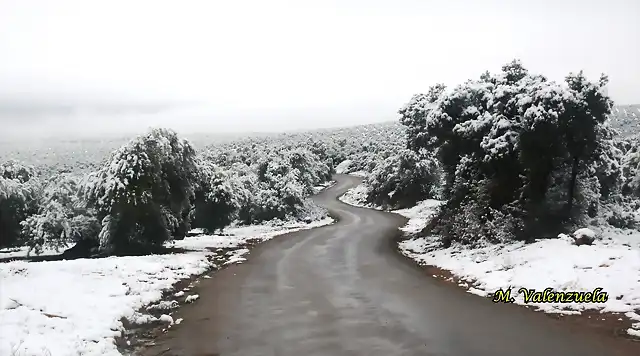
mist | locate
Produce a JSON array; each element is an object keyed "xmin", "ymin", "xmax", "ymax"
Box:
[{"xmin": 1, "ymin": 0, "xmax": 639, "ymax": 139}]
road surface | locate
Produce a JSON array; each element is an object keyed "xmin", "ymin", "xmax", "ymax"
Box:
[{"xmin": 141, "ymin": 174, "xmax": 638, "ymax": 356}]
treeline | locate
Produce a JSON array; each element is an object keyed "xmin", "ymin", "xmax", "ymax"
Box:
[{"xmin": 0, "ymin": 122, "xmax": 408, "ymax": 257}]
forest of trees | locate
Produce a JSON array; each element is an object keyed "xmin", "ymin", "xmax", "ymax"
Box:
[
  {"xmin": 2, "ymin": 59, "xmax": 640, "ymax": 257},
  {"xmin": 0, "ymin": 123, "xmax": 403, "ymax": 257}
]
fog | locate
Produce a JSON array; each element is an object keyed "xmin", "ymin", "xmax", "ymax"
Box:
[{"xmin": 1, "ymin": 0, "xmax": 639, "ymax": 139}]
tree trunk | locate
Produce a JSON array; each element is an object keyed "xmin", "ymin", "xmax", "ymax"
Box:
[{"xmin": 567, "ymin": 156, "xmax": 579, "ymax": 217}]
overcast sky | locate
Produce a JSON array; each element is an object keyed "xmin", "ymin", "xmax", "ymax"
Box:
[{"xmin": 1, "ymin": 0, "xmax": 639, "ymax": 138}]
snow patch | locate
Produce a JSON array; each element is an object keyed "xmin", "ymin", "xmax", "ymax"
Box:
[
  {"xmin": 335, "ymin": 160, "xmax": 352, "ymax": 174},
  {"xmin": 0, "ymin": 252, "xmax": 211, "ymax": 356},
  {"xmin": 338, "ymin": 184, "xmax": 379, "ymax": 209},
  {"xmin": 158, "ymin": 314, "xmax": 173, "ymax": 324},
  {"xmin": 394, "ymin": 199, "xmax": 443, "ymax": 234},
  {"xmin": 171, "ymin": 217, "xmax": 334, "ymax": 252},
  {"xmin": 185, "ymin": 295, "xmax": 199, "ymax": 303}
]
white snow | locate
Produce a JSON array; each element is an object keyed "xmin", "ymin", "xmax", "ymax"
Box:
[
  {"xmin": 395, "ymin": 199, "xmax": 640, "ymax": 337},
  {"xmin": 393, "ymin": 200, "xmax": 443, "ymax": 235},
  {"xmin": 349, "ymin": 170, "xmax": 368, "ymax": 178},
  {"xmin": 0, "ymin": 252, "xmax": 211, "ymax": 356},
  {"xmin": 0, "ymin": 217, "xmax": 335, "ymax": 356},
  {"xmin": 338, "ymin": 184, "xmax": 379, "ymax": 209},
  {"xmin": 173, "ymin": 291, "xmax": 185, "ymax": 297},
  {"xmin": 169, "ymin": 217, "xmax": 334, "ymax": 252},
  {"xmin": 335, "ymin": 159, "xmax": 352, "ymax": 174},
  {"xmin": 184, "ymin": 295, "xmax": 199, "ymax": 303},
  {"xmin": 158, "ymin": 314, "xmax": 173, "ymax": 324},
  {"xmin": 147, "ymin": 300, "xmax": 178, "ymax": 311},
  {"xmin": 312, "ymin": 180, "xmax": 336, "ymax": 194},
  {"xmin": 0, "ymin": 244, "xmax": 77, "ymax": 259},
  {"xmin": 128, "ymin": 313, "xmax": 157, "ymax": 325},
  {"xmin": 574, "ymin": 228, "xmax": 596, "ymax": 239}
]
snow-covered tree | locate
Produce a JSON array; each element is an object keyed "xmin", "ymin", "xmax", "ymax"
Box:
[
  {"xmin": 400, "ymin": 60, "xmax": 615, "ymax": 243},
  {"xmin": 287, "ymin": 148, "xmax": 331, "ymax": 193},
  {"xmin": 191, "ymin": 160, "xmax": 240, "ymax": 234},
  {"xmin": 253, "ymin": 155, "xmax": 306, "ymax": 222},
  {"xmin": 20, "ymin": 173, "xmax": 101, "ymax": 256},
  {"xmin": 82, "ymin": 128, "xmax": 198, "ymax": 255},
  {"xmin": 366, "ymin": 149, "xmax": 439, "ymax": 209},
  {"xmin": 0, "ymin": 160, "xmax": 40, "ymax": 248}
]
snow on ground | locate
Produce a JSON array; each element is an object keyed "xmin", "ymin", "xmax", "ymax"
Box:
[
  {"xmin": 0, "ymin": 244, "xmax": 76, "ymax": 259},
  {"xmin": 312, "ymin": 180, "xmax": 336, "ymax": 194},
  {"xmin": 349, "ymin": 170, "xmax": 368, "ymax": 178},
  {"xmin": 338, "ymin": 183, "xmax": 380, "ymax": 210},
  {"xmin": 393, "ymin": 199, "xmax": 443, "ymax": 234},
  {"xmin": 334, "ymin": 160, "xmax": 352, "ymax": 174},
  {"xmin": 0, "ymin": 217, "xmax": 334, "ymax": 356},
  {"xmin": 394, "ymin": 200, "xmax": 640, "ymax": 337},
  {"xmin": 0, "ymin": 253, "xmax": 211, "ymax": 356},
  {"xmin": 169, "ymin": 217, "xmax": 334, "ymax": 253}
]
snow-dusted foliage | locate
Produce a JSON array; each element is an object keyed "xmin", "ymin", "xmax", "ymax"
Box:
[
  {"xmin": 399, "ymin": 60, "xmax": 616, "ymax": 244},
  {"xmin": 195, "ymin": 128, "xmax": 399, "ymax": 224},
  {"xmin": 82, "ymin": 128, "xmax": 199, "ymax": 254},
  {"xmin": 20, "ymin": 174, "xmax": 100, "ymax": 255},
  {"xmin": 191, "ymin": 160, "xmax": 240, "ymax": 234},
  {"xmin": 0, "ymin": 160, "xmax": 40, "ymax": 248},
  {"xmin": 365, "ymin": 149, "xmax": 439, "ymax": 209}
]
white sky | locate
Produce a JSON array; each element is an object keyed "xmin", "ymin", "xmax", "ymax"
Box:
[{"xmin": 0, "ymin": 0, "xmax": 639, "ymax": 138}]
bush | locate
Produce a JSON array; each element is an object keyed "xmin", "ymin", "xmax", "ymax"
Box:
[
  {"xmin": 0, "ymin": 160, "xmax": 40, "ymax": 248},
  {"xmin": 20, "ymin": 174, "xmax": 100, "ymax": 255},
  {"xmin": 365, "ymin": 149, "xmax": 439, "ymax": 209},
  {"xmin": 82, "ymin": 128, "xmax": 199, "ymax": 255},
  {"xmin": 191, "ymin": 161, "xmax": 239, "ymax": 234},
  {"xmin": 401, "ymin": 60, "xmax": 614, "ymax": 244}
]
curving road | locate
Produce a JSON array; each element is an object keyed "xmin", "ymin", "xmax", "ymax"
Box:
[{"xmin": 141, "ymin": 175, "xmax": 638, "ymax": 356}]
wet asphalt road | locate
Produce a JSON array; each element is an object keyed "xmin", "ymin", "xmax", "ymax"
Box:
[{"xmin": 141, "ymin": 174, "xmax": 638, "ymax": 356}]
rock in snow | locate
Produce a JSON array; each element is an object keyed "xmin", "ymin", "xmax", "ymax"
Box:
[{"xmin": 573, "ymin": 228, "xmax": 597, "ymax": 246}]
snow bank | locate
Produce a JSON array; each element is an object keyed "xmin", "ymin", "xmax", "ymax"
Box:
[
  {"xmin": 338, "ymin": 184, "xmax": 378, "ymax": 209},
  {"xmin": 312, "ymin": 180, "xmax": 336, "ymax": 194},
  {"xmin": 0, "ymin": 217, "xmax": 335, "ymax": 356},
  {"xmin": 395, "ymin": 200, "xmax": 640, "ymax": 337},
  {"xmin": 394, "ymin": 200, "xmax": 442, "ymax": 234},
  {"xmin": 170, "ymin": 217, "xmax": 334, "ymax": 252},
  {"xmin": 0, "ymin": 244, "xmax": 76, "ymax": 260},
  {"xmin": 0, "ymin": 252, "xmax": 211, "ymax": 356},
  {"xmin": 349, "ymin": 170, "xmax": 368, "ymax": 178},
  {"xmin": 334, "ymin": 160, "xmax": 352, "ymax": 174}
]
